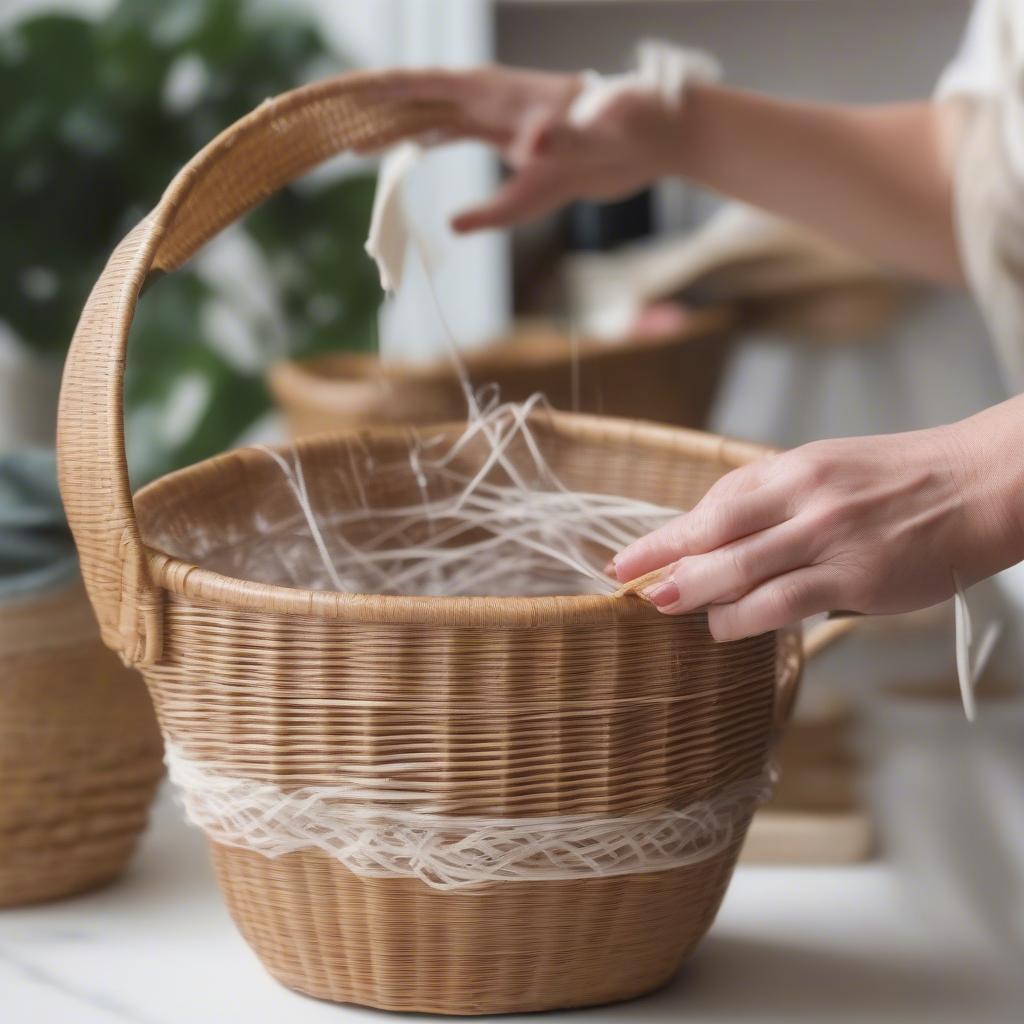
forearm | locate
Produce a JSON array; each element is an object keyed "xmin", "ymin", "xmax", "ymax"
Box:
[{"xmin": 671, "ymin": 85, "xmax": 963, "ymax": 286}]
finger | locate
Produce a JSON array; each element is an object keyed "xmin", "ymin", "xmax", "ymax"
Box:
[
  {"xmin": 701, "ymin": 458, "xmax": 772, "ymax": 503},
  {"xmin": 706, "ymin": 566, "xmax": 843, "ymax": 641},
  {"xmin": 451, "ymin": 166, "xmax": 568, "ymax": 232},
  {"xmin": 641, "ymin": 520, "xmax": 810, "ymax": 614},
  {"xmin": 522, "ymin": 113, "xmax": 558, "ymax": 159},
  {"xmin": 613, "ymin": 479, "xmax": 788, "ymax": 583},
  {"xmin": 518, "ymin": 93, "xmax": 583, "ymax": 160},
  {"xmin": 511, "ymin": 108, "xmax": 557, "ymax": 166}
]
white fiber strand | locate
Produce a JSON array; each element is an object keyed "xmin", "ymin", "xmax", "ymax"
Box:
[
  {"xmin": 166, "ymin": 742, "xmax": 771, "ymax": 891},
  {"xmin": 952, "ymin": 569, "xmax": 1002, "ymax": 722}
]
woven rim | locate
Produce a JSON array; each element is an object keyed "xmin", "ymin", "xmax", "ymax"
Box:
[{"xmin": 135, "ymin": 408, "xmax": 772, "ymax": 627}]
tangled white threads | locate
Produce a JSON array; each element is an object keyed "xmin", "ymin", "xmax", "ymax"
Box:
[
  {"xmin": 248, "ymin": 138, "xmax": 679, "ymax": 598},
  {"xmin": 166, "ymin": 743, "xmax": 772, "ymax": 891},
  {"xmin": 253, "ymin": 391, "xmax": 680, "ymax": 598}
]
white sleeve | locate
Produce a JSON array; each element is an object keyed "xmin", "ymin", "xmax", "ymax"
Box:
[
  {"xmin": 936, "ymin": 0, "xmax": 1024, "ymax": 393},
  {"xmin": 935, "ymin": 0, "xmax": 1024, "ymax": 181},
  {"xmin": 935, "ymin": 0, "xmax": 1004, "ymax": 100}
]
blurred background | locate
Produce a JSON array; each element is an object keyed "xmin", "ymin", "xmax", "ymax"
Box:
[
  {"xmin": 2, "ymin": 2, "xmax": 1023, "ymax": 1022},
  {"xmin": 3, "ymin": 0, "xmax": 1007, "ymax": 472}
]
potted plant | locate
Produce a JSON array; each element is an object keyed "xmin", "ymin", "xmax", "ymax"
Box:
[{"xmin": 0, "ymin": 0, "xmax": 379, "ymax": 479}]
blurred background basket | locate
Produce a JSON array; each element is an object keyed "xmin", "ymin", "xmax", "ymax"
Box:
[
  {"xmin": 0, "ymin": 453, "xmax": 163, "ymax": 908},
  {"xmin": 59, "ymin": 73, "xmax": 804, "ymax": 1014},
  {"xmin": 269, "ymin": 310, "xmax": 734, "ymax": 436}
]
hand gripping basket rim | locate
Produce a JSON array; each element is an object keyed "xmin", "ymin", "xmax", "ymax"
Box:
[{"xmin": 135, "ymin": 412, "xmax": 775, "ymax": 620}]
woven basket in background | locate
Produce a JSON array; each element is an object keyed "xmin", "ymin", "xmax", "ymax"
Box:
[
  {"xmin": 0, "ymin": 581, "xmax": 163, "ymax": 907},
  {"xmin": 58, "ymin": 72, "xmax": 801, "ymax": 1015},
  {"xmin": 269, "ymin": 313, "xmax": 734, "ymax": 437}
]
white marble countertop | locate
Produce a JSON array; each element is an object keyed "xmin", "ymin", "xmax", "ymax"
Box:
[{"xmin": 4, "ymin": 694, "xmax": 1024, "ymax": 1024}]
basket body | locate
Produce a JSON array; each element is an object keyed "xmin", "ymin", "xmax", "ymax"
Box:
[
  {"xmin": 269, "ymin": 315, "xmax": 733, "ymax": 438},
  {"xmin": 130, "ymin": 414, "xmax": 779, "ymax": 1015},
  {"xmin": 0, "ymin": 583, "xmax": 163, "ymax": 907}
]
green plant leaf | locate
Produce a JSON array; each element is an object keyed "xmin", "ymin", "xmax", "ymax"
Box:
[{"xmin": 4, "ymin": 0, "xmax": 381, "ymax": 481}]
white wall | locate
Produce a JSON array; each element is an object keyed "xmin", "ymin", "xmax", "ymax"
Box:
[{"xmin": 303, "ymin": 0, "xmax": 510, "ymax": 358}]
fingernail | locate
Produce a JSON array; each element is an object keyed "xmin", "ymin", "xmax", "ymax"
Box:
[
  {"xmin": 642, "ymin": 580, "xmax": 679, "ymax": 609},
  {"xmin": 603, "ymin": 561, "xmax": 616, "ymax": 576}
]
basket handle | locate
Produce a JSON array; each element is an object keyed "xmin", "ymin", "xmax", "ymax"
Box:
[
  {"xmin": 773, "ymin": 615, "xmax": 859, "ymax": 739},
  {"xmin": 56, "ymin": 73, "xmax": 462, "ymax": 665}
]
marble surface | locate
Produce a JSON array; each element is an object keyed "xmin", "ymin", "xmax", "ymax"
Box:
[{"xmin": 4, "ymin": 692, "xmax": 1024, "ymax": 1023}]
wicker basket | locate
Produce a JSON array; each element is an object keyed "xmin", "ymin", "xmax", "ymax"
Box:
[
  {"xmin": 269, "ymin": 312, "xmax": 734, "ymax": 438},
  {"xmin": 0, "ymin": 580, "xmax": 163, "ymax": 907},
  {"xmin": 58, "ymin": 73, "xmax": 806, "ymax": 1015}
]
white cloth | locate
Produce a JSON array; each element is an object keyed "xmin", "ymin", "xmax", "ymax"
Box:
[
  {"xmin": 364, "ymin": 141, "xmax": 424, "ymax": 293},
  {"xmin": 936, "ymin": 0, "xmax": 1004, "ymax": 98},
  {"xmin": 569, "ymin": 40, "xmax": 720, "ymax": 126}
]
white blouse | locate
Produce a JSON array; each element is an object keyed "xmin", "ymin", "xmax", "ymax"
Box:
[
  {"xmin": 937, "ymin": 0, "xmax": 1024, "ymax": 175},
  {"xmin": 933, "ymin": 0, "xmax": 1024, "ymax": 709},
  {"xmin": 937, "ymin": 0, "xmax": 1024, "ymax": 391}
]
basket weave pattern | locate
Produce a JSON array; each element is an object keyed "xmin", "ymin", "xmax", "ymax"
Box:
[
  {"xmin": 58, "ymin": 74, "xmax": 791, "ymax": 1014},
  {"xmin": 211, "ymin": 840, "xmax": 745, "ymax": 1012}
]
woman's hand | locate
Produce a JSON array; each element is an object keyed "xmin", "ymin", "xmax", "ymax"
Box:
[
  {"xmin": 371, "ymin": 67, "xmax": 961, "ymax": 284},
  {"xmin": 612, "ymin": 402, "xmax": 1024, "ymax": 640},
  {"xmin": 369, "ymin": 66, "xmax": 684, "ymax": 232}
]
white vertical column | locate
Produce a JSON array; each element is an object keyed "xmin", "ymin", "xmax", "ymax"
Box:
[
  {"xmin": 309, "ymin": 0, "xmax": 509, "ymax": 359},
  {"xmin": 388, "ymin": 0, "xmax": 509, "ymax": 358}
]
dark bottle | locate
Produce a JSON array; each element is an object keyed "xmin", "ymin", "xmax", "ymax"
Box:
[{"xmin": 563, "ymin": 189, "xmax": 653, "ymax": 252}]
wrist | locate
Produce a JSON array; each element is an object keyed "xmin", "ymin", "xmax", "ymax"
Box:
[
  {"xmin": 667, "ymin": 80, "xmax": 708, "ymax": 179},
  {"xmin": 633, "ymin": 42, "xmax": 721, "ymax": 178},
  {"xmin": 943, "ymin": 402, "xmax": 1024, "ymax": 571},
  {"xmin": 666, "ymin": 81, "xmax": 716, "ymax": 182},
  {"xmin": 643, "ymin": 94, "xmax": 693, "ymax": 179}
]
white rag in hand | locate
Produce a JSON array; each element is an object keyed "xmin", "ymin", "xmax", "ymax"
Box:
[{"xmin": 569, "ymin": 40, "xmax": 721, "ymax": 127}]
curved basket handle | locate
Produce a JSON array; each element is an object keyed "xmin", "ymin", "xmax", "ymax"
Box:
[
  {"xmin": 57, "ymin": 72, "xmax": 463, "ymax": 665},
  {"xmin": 773, "ymin": 615, "xmax": 859, "ymax": 741}
]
